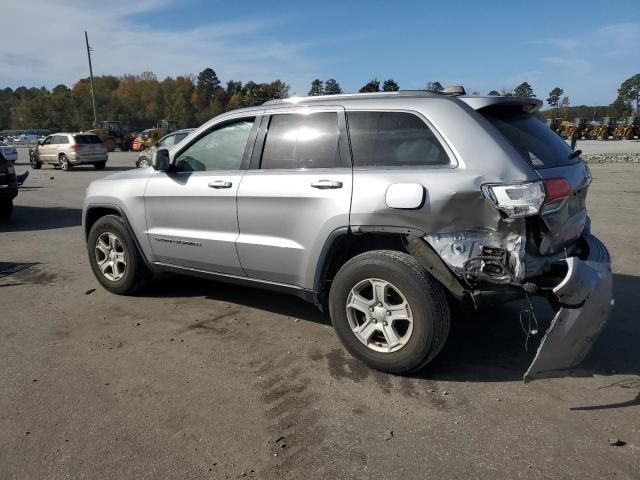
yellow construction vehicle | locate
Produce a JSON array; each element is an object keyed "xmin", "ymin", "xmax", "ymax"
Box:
[
  {"xmin": 558, "ymin": 120, "xmax": 575, "ymax": 139},
  {"xmin": 589, "ymin": 117, "xmax": 616, "ymax": 140},
  {"xmin": 614, "ymin": 116, "xmax": 639, "ymax": 140},
  {"xmin": 575, "ymin": 118, "xmax": 593, "ymax": 139},
  {"xmin": 132, "ymin": 120, "xmax": 178, "ymax": 151},
  {"xmin": 86, "ymin": 121, "xmax": 133, "ymax": 152},
  {"xmin": 545, "ymin": 118, "xmax": 564, "ymax": 137}
]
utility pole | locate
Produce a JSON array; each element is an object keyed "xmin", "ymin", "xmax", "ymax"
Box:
[{"xmin": 85, "ymin": 31, "xmax": 97, "ymax": 128}]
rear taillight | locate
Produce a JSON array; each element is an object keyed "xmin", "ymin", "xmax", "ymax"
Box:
[
  {"xmin": 483, "ymin": 177, "xmax": 572, "ymax": 218},
  {"xmin": 482, "ymin": 181, "xmax": 545, "ymax": 218},
  {"xmin": 71, "ymin": 144, "xmax": 84, "ymax": 151},
  {"xmin": 542, "ymin": 178, "xmax": 571, "ymax": 208}
]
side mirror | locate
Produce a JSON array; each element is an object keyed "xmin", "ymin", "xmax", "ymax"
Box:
[{"xmin": 152, "ymin": 148, "xmax": 170, "ymax": 171}]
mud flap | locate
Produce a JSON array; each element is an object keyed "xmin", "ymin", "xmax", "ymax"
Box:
[{"xmin": 523, "ymin": 256, "xmax": 613, "ymax": 382}]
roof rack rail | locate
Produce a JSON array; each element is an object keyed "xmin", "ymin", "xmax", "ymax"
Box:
[{"xmin": 262, "ymin": 90, "xmax": 447, "ymax": 106}]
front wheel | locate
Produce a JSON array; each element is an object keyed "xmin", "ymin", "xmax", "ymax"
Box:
[
  {"xmin": 87, "ymin": 215, "xmax": 149, "ymax": 295},
  {"xmin": 29, "ymin": 151, "xmax": 42, "ymax": 169},
  {"xmin": 137, "ymin": 156, "xmax": 149, "ymax": 168},
  {"xmin": 329, "ymin": 250, "xmax": 450, "ymax": 374}
]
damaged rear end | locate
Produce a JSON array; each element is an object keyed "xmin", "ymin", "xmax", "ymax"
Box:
[{"xmin": 432, "ymin": 98, "xmax": 613, "ymax": 381}]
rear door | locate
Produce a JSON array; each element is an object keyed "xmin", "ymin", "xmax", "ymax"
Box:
[
  {"xmin": 236, "ymin": 107, "xmax": 352, "ymax": 288},
  {"xmin": 144, "ymin": 115, "xmax": 261, "ymax": 275}
]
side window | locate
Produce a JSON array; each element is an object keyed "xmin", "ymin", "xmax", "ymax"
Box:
[
  {"xmin": 175, "ymin": 119, "xmax": 254, "ymax": 172},
  {"xmin": 174, "ymin": 133, "xmax": 188, "ymax": 144},
  {"xmin": 158, "ymin": 135, "xmax": 175, "ymax": 148},
  {"xmin": 347, "ymin": 111, "xmax": 450, "ymax": 167},
  {"xmin": 56, "ymin": 135, "xmax": 69, "ymax": 144},
  {"xmin": 42, "ymin": 137, "xmax": 53, "ymax": 145},
  {"xmin": 260, "ymin": 112, "xmax": 340, "ymax": 169}
]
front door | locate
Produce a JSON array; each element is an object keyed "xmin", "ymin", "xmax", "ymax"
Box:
[
  {"xmin": 236, "ymin": 107, "xmax": 352, "ymax": 288},
  {"xmin": 144, "ymin": 115, "xmax": 260, "ymax": 275},
  {"xmin": 38, "ymin": 135, "xmax": 54, "ymax": 163}
]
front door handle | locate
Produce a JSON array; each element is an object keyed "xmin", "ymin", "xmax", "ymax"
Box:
[
  {"xmin": 311, "ymin": 179, "xmax": 343, "ymax": 189},
  {"xmin": 208, "ymin": 180, "xmax": 232, "ymax": 189}
]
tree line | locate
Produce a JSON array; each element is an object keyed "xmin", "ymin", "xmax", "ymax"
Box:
[
  {"xmin": 2, "ymin": 68, "xmax": 638, "ymax": 133},
  {"xmin": 0, "ymin": 68, "xmax": 289, "ymax": 132},
  {"xmin": 312, "ymin": 75, "xmax": 639, "ymax": 120}
]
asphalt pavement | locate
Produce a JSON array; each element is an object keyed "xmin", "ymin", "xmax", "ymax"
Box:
[{"xmin": 1, "ymin": 148, "xmax": 639, "ymax": 479}]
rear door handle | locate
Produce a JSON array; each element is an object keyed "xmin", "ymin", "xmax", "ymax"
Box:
[
  {"xmin": 208, "ymin": 180, "xmax": 232, "ymax": 189},
  {"xmin": 311, "ymin": 179, "xmax": 343, "ymax": 189}
]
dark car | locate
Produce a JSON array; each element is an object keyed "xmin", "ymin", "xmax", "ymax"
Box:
[{"xmin": 0, "ymin": 148, "xmax": 18, "ymax": 219}]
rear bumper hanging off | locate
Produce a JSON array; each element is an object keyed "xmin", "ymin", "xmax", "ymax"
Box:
[{"xmin": 524, "ymin": 234, "xmax": 613, "ymax": 381}]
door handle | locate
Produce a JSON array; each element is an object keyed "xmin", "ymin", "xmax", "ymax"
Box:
[
  {"xmin": 311, "ymin": 179, "xmax": 343, "ymax": 189},
  {"xmin": 208, "ymin": 180, "xmax": 232, "ymax": 189}
]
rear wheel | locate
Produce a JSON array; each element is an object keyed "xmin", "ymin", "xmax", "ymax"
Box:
[
  {"xmin": 0, "ymin": 200, "xmax": 13, "ymax": 220},
  {"xmin": 59, "ymin": 154, "xmax": 71, "ymax": 171},
  {"xmin": 87, "ymin": 215, "xmax": 150, "ymax": 295},
  {"xmin": 94, "ymin": 162, "xmax": 106, "ymax": 170},
  {"xmin": 137, "ymin": 157, "xmax": 149, "ymax": 168},
  {"xmin": 329, "ymin": 250, "xmax": 450, "ymax": 374}
]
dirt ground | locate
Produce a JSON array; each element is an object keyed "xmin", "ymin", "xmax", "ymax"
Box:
[{"xmin": 1, "ymin": 149, "xmax": 639, "ymax": 479}]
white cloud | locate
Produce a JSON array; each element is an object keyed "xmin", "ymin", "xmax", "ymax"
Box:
[{"xmin": 0, "ymin": 0, "xmax": 313, "ymax": 92}]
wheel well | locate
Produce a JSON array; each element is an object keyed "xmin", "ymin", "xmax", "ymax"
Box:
[
  {"xmin": 317, "ymin": 232, "xmax": 407, "ymax": 293},
  {"xmin": 84, "ymin": 207, "xmax": 121, "ymax": 239}
]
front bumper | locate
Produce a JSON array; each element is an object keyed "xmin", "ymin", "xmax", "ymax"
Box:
[{"xmin": 524, "ymin": 234, "xmax": 613, "ymax": 381}]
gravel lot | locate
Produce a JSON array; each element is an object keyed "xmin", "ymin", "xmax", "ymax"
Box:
[{"xmin": 1, "ymin": 149, "xmax": 639, "ymax": 479}]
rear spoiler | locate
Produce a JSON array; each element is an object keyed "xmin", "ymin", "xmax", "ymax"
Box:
[{"xmin": 459, "ymin": 96, "xmax": 543, "ymax": 113}]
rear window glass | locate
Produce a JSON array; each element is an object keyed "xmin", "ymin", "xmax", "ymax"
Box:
[
  {"xmin": 481, "ymin": 109, "xmax": 576, "ymax": 169},
  {"xmin": 347, "ymin": 111, "xmax": 450, "ymax": 167},
  {"xmin": 74, "ymin": 135, "xmax": 102, "ymax": 144}
]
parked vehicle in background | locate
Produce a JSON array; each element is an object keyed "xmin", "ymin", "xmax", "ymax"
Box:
[
  {"xmin": 614, "ymin": 116, "xmax": 639, "ymax": 140},
  {"xmin": 31, "ymin": 133, "xmax": 108, "ymax": 171},
  {"xmin": 136, "ymin": 128, "xmax": 195, "ymax": 168},
  {"xmin": 0, "ymin": 142, "xmax": 18, "ymax": 163},
  {"xmin": 86, "ymin": 121, "xmax": 133, "ymax": 152},
  {"xmin": 132, "ymin": 120, "xmax": 179, "ymax": 151},
  {"xmin": 83, "ymin": 91, "xmax": 612, "ymax": 381},
  {"xmin": 0, "ymin": 146, "xmax": 18, "ymax": 219}
]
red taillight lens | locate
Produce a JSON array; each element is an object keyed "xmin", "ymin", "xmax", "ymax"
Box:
[
  {"xmin": 71, "ymin": 144, "xmax": 84, "ymax": 151},
  {"xmin": 543, "ymin": 178, "xmax": 571, "ymax": 204}
]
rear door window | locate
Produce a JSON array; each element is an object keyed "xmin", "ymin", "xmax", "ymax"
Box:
[
  {"xmin": 54, "ymin": 135, "xmax": 69, "ymax": 144},
  {"xmin": 73, "ymin": 135, "xmax": 102, "ymax": 144},
  {"xmin": 347, "ymin": 111, "xmax": 450, "ymax": 167},
  {"xmin": 481, "ymin": 108, "xmax": 576, "ymax": 169},
  {"xmin": 260, "ymin": 112, "xmax": 340, "ymax": 169}
]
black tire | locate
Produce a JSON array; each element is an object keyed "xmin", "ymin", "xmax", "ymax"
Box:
[
  {"xmin": 0, "ymin": 200, "xmax": 13, "ymax": 220},
  {"xmin": 87, "ymin": 214, "xmax": 150, "ymax": 295},
  {"xmin": 329, "ymin": 250, "xmax": 450, "ymax": 374},
  {"xmin": 30, "ymin": 151, "xmax": 42, "ymax": 169},
  {"xmin": 137, "ymin": 156, "xmax": 149, "ymax": 168},
  {"xmin": 94, "ymin": 162, "xmax": 106, "ymax": 170},
  {"xmin": 59, "ymin": 154, "xmax": 71, "ymax": 171}
]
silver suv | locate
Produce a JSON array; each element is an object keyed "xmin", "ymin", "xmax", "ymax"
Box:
[
  {"xmin": 82, "ymin": 92, "xmax": 612, "ymax": 380},
  {"xmin": 31, "ymin": 133, "xmax": 108, "ymax": 171}
]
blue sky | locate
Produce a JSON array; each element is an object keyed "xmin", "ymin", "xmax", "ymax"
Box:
[{"xmin": 1, "ymin": 0, "xmax": 638, "ymax": 106}]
